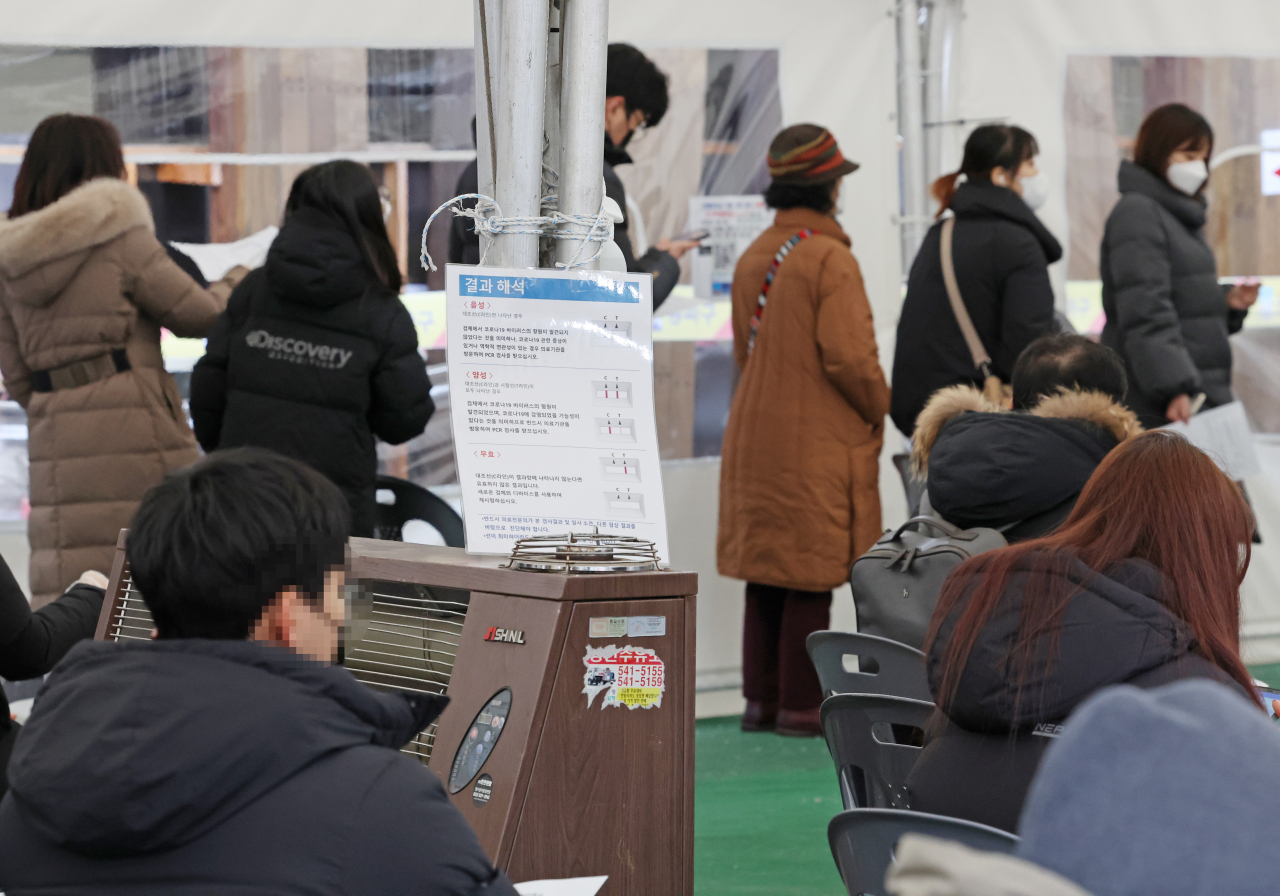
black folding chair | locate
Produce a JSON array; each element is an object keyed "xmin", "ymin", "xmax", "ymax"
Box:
[
  {"xmin": 372, "ymin": 475, "xmax": 465, "ymax": 548},
  {"xmin": 820, "ymin": 693, "xmax": 933, "ymax": 810},
  {"xmin": 828, "ymin": 807, "xmax": 1018, "ymax": 896},
  {"xmin": 806, "ymin": 631, "xmax": 931, "ymax": 702}
]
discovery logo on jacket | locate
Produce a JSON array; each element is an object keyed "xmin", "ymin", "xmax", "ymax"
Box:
[{"xmin": 245, "ymin": 329, "xmax": 354, "ymax": 369}]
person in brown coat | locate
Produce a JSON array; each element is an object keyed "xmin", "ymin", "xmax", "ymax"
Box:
[
  {"xmin": 717, "ymin": 125, "xmax": 891, "ymax": 736},
  {"xmin": 0, "ymin": 114, "xmax": 243, "ymax": 605}
]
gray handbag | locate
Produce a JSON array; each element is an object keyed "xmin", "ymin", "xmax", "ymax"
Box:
[{"xmin": 849, "ymin": 516, "xmax": 1006, "ymax": 650}]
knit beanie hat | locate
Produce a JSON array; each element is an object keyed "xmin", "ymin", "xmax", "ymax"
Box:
[
  {"xmin": 1017, "ymin": 679, "xmax": 1280, "ymax": 896},
  {"xmin": 767, "ymin": 124, "xmax": 858, "ymax": 185}
]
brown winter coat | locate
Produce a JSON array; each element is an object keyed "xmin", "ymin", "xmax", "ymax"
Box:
[
  {"xmin": 717, "ymin": 208, "xmax": 891, "ymax": 592},
  {"xmin": 0, "ymin": 178, "xmax": 235, "ymax": 605}
]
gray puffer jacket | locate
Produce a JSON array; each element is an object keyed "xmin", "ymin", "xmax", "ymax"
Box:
[{"xmin": 1100, "ymin": 160, "xmax": 1246, "ymax": 426}]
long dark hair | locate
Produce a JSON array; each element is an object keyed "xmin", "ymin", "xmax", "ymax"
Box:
[
  {"xmin": 924, "ymin": 432, "xmax": 1259, "ymax": 716},
  {"xmin": 931, "ymin": 124, "xmax": 1038, "ymax": 217},
  {"xmin": 1133, "ymin": 103, "xmax": 1214, "ymax": 194},
  {"xmin": 284, "ymin": 160, "xmax": 402, "ymax": 292},
  {"xmin": 10, "ymin": 114, "xmax": 126, "ymax": 217}
]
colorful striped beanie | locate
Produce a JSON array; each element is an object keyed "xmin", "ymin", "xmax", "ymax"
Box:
[{"xmin": 767, "ymin": 124, "xmax": 859, "ymax": 185}]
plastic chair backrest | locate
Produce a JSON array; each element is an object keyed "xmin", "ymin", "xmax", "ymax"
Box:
[
  {"xmin": 820, "ymin": 693, "xmax": 933, "ymax": 810},
  {"xmin": 806, "ymin": 631, "xmax": 931, "ymax": 702},
  {"xmin": 373, "ymin": 475, "xmax": 465, "ymax": 548},
  {"xmin": 828, "ymin": 808, "xmax": 1018, "ymax": 896}
]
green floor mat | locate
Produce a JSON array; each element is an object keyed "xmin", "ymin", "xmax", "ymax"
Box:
[{"xmin": 696, "ymin": 716, "xmax": 845, "ymax": 895}]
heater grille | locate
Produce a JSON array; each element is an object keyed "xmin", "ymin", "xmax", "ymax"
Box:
[{"xmin": 100, "ymin": 569, "xmax": 467, "ymax": 766}]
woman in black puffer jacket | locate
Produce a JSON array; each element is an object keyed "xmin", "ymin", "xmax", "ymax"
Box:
[
  {"xmin": 1100, "ymin": 104, "xmax": 1258, "ymax": 427},
  {"xmin": 190, "ymin": 161, "xmax": 434, "ymax": 535},
  {"xmin": 891, "ymin": 125, "xmax": 1061, "ymax": 437},
  {"xmin": 905, "ymin": 431, "xmax": 1260, "ymax": 833}
]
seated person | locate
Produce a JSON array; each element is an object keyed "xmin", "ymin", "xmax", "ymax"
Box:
[
  {"xmin": 0, "ymin": 448, "xmax": 517, "ymax": 896},
  {"xmin": 911, "ymin": 334, "xmax": 1141, "ymax": 541},
  {"xmin": 887, "ymin": 680, "xmax": 1277, "ymax": 896},
  {"xmin": 0, "ymin": 567, "xmax": 105, "ymax": 797},
  {"xmin": 905, "ymin": 432, "xmax": 1257, "ymax": 833}
]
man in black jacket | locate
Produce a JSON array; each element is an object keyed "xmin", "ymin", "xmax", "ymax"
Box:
[
  {"xmin": 911, "ymin": 335, "xmax": 1141, "ymax": 541},
  {"xmin": 0, "ymin": 566, "xmax": 103, "ymax": 797},
  {"xmin": 603, "ymin": 44, "xmax": 698, "ymax": 310},
  {"xmin": 0, "ymin": 449, "xmax": 516, "ymax": 896}
]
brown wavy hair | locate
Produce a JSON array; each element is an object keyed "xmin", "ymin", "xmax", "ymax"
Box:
[
  {"xmin": 924, "ymin": 431, "xmax": 1260, "ymax": 719},
  {"xmin": 10, "ymin": 114, "xmax": 126, "ymax": 218}
]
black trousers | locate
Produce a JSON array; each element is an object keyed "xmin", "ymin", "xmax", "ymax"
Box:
[{"xmin": 742, "ymin": 582, "xmax": 831, "ymax": 712}]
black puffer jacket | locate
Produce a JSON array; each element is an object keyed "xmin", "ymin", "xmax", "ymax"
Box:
[
  {"xmin": 190, "ymin": 208, "xmax": 434, "ymax": 535},
  {"xmin": 905, "ymin": 551, "xmax": 1245, "ymax": 832},
  {"xmin": 0, "ymin": 558, "xmax": 103, "ymax": 797},
  {"xmin": 1101, "ymin": 160, "xmax": 1247, "ymax": 427},
  {"xmin": 604, "ymin": 137, "xmax": 680, "ymax": 310},
  {"xmin": 891, "ymin": 181, "xmax": 1062, "ymax": 436},
  {"xmin": 0, "ymin": 638, "xmax": 516, "ymax": 896},
  {"xmin": 910, "ymin": 386, "xmax": 1141, "ymax": 541}
]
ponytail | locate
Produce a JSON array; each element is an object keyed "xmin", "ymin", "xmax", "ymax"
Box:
[
  {"xmin": 933, "ymin": 124, "xmax": 1039, "ymax": 218},
  {"xmin": 931, "ymin": 172, "xmax": 962, "ymax": 219}
]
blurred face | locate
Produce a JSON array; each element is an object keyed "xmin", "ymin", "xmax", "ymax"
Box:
[
  {"xmin": 1169, "ymin": 141, "xmax": 1210, "ymax": 166},
  {"xmin": 604, "ymin": 95, "xmax": 648, "ymax": 147},
  {"xmin": 251, "ymin": 568, "xmax": 348, "ymax": 663},
  {"xmin": 992, "ymin": 157, "xmax": 1039, "ymax": 195}
]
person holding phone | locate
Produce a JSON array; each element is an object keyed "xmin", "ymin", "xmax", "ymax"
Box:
[{"xmin": 1100, "ymin": 103, "xmax": 1259, "ymax": 427}]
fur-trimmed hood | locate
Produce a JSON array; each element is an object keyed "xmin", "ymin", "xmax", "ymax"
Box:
[
  {"xmin": 912, "ymin": 384, "xmax": 1142, "ymax": 476},
  {"xmin": 0, "ymin": 178, "xmax": 154, "ymax": 307}
]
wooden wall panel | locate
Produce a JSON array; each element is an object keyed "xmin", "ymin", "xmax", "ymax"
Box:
[{"xmin": 1064, "ymin": 56, "xmax": 1119, "ymax": 280}]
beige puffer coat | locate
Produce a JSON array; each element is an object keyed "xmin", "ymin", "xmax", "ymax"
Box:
[{"xmin": 0, "ymin": 178, "xmax": 236, "ymax": 605}]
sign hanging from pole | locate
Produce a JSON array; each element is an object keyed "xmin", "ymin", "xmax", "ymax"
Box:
[{"xmin": 446, "ymin": 264, "xmax": 670, "ymax": 562}]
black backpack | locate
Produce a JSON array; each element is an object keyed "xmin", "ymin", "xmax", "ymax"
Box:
[{"xmin": 849, "ymin": 516, "xmax": 1006, "ymax": 650}]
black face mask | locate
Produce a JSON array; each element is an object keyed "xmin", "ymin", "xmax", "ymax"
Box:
[{"xmin": 619, "ymin": 128, "xmax": 635, "ymax": 149}]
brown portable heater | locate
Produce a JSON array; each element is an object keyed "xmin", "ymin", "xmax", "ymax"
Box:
[{"xmin": 96, "ymin": 529, "xmax": 697, "ymax": 896}]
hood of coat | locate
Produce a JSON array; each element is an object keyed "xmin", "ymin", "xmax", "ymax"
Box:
[
  {"xmin": 1017, "ymin": 680, "xmax": 1280, "ymax": 896},
  {"xmin": 885, "ymin": 834, "xmax": 1096, "ymax": 896},
  {"xmin": 912, "ymin": 385, "xmax": 1142, "ymax": 474},
  {"xmin": 0, "ymin": 177, "xmax": 154, "ymax": 308},
  {"xmin": 927, "ymin": 551, "xmax": 1200, "ymax": 733},
  {"xmin": 1116, "ymin": 158, "xmax": 1207, "ymax": 230},
  {"xmin": 266, "ymin": 207, "xmax": 374, "ymax": 309},
  {"xmin": 6, "ymin": 638, "xmax": 446, "ymax": 856},
  {"xmin": 950, "ymin": 180, "xmax": 1063, "ymax": 263}
]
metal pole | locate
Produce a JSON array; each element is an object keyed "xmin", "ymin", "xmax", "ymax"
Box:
[
  {"xmin": 555, "ymin": 0, "xmax": 608, "ymax": 268},
  {"xmin": 897, "ymin": 0, "xmax": 929, "ymax": 273},
  {"xmin": 493, "ymin": 0, "xmax": 549, "ymax": 268},
  {"xmin": 473, "ymin": 0, "xmax": 502, "ymax": 262},
  {"xmin": 540, "ymin": 1, "xmax": 562, "ymax": 268},
  {"xmin": 924, "ymin": 0, "xmax": 963, "ymax": 183}
]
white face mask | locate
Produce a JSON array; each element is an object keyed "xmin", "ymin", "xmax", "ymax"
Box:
[
  {"xmin": 1018, "ymin": 172, "xmax": 1048, "ymax": 211},
  {"xmin": 1166, "ymin": 159, "xmax": 1208, "ymax": 196}
]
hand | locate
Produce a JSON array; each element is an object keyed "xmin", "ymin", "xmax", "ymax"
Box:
[
  {"xmin": 1227, "ymin": 282, "xmax": 1260, "ymax": 311},
  {"xmin": 654, "ymin": 238, "xmax": 700, "ymax": 261},
  {"xmin": 1166, "ymin": 393, "xmax": 1192, "ymax": 424}
]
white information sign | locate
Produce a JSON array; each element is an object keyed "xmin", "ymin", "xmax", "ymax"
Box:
[
  {"xmin": 1262, "ymin": 130, "xmax": 1280, "ymax": 197},
  {"xmin": 446, "ymin": 265, "xmax": 669, "ymax": 561},
  {"xmin": 687, "ymin": 195, "xmax": 772, "ymax": 298}
]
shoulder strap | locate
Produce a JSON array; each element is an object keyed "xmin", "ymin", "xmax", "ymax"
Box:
[
  {"xmin": 939, "ymin": 216, "xmax": 992, "ymax": 374},
  {"xmin": 748, "ymin": 228, "xmax": 815, "ymax": 356}
]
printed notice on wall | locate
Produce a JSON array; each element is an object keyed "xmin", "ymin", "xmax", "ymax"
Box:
[{"xmin": 446, "ymin": 265, "xmax": 670, "ymax": 561}]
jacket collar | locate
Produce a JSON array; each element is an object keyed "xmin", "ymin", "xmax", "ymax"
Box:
[
  {"xmin": 0, "ymin": 178, "xmax": 153, "ymax": 281},
  {"xmin": 1117, "ymin": 159, "xmax": 1206, "ymax": 229},
  {"xmin": 911, "ymin": 384, "xmax": 1143, "ymax": 476},
  {"xmin": 772, "ymin": 207, "xmax": 851, "ymax": 247},
  {"xmin": 950, "ymin": 180, "xmax": 1063, "ymax": 263},
  {"xmin": 604, "ymin": 134, "xmax": 633, "ymax": 168}
]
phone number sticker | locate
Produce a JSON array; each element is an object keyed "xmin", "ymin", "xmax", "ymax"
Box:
[{"xmin": 582, "ymin": 644, "xmax": 665, "ymax": 710}]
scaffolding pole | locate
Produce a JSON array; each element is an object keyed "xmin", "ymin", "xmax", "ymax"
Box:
[
  {"xmin": 555, "ymin": 0, "xmax": 608, "ymax": 268},
  {"xmin": 492, "ymin": 0, "xmax": 549, "ymax": 268}
]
